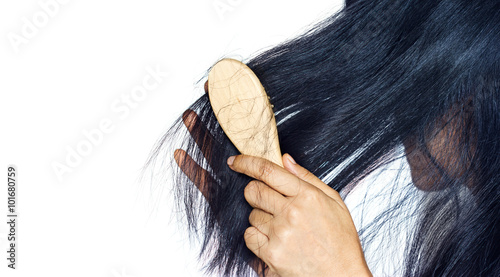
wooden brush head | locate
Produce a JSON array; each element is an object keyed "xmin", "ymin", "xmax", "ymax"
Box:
[{"xmin": 208, "ymin": 58, "xmax": 283, "ymax": 167}]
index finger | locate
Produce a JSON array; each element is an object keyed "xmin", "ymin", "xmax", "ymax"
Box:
[
  {"xmin": 182, "ymin": 109, "xmax": 219, "ymax": 168},
  {"xmin": 174, "ymin": 149, "xmax": 215, "ymax": 201},
  {"xmin": 228, "ymin": 155, "xmax": 300, "ymax": 197}
]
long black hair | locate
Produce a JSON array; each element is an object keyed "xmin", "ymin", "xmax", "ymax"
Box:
[{"xmin": 146, "ymin": 0, "xmax": 500, "ymax": 275}]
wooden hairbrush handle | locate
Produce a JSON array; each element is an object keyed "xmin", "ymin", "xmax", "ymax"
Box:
[{"xmin": 208, "ymin": 58, "xmax": 283, "ymax": 167}]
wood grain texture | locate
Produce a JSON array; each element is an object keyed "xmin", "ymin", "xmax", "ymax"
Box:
[{"xmin": 208, "ymin": 58, "xmax": 283, "ymax": 167}]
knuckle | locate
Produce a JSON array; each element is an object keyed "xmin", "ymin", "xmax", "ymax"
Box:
[
  {"xmin": 258, "ymin": 160, "xmax": 274, "ymax": 179},
  {"xmin": 285, "ymin": 206, "xmax": 301, "ymax": 225},
  {"xmin": 272, "ymin": 224, "xmax": 291, "ymax": 241},
  {"xmin": 331, "ymin": 189, "xmax": 342, "ymax": 200},
  {"xmin": 301, "ymin": 187, "xmax": 319, "ymax": 202}
]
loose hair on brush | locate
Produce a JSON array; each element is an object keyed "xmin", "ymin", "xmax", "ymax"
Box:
[{"xmin": 146, "ymin": 0, "xmax": 500, "ymax": 276}]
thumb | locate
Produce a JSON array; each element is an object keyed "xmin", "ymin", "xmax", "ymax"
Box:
[{"xmin": 283, "ymin": 153, "xmax": 341, "ymax": 200}]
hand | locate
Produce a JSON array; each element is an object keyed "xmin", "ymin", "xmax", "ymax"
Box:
[
  {"xmin": 174, "ymin": 108, "xmax": 220, "ymax": 201},
  {"xmin": 227, "ymin": 154, "xmax": 372, "ymax": 277},
  {"xmin": 173, "ymin": 88, "xmax": 278, "ymax": 276}
]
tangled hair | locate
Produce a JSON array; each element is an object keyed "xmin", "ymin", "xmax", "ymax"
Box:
[{"xmin": 147, "ymin": 0, "xmax": 500, "ymax": 276}]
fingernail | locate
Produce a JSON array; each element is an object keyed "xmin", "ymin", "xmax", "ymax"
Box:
[
  {"xmin": 287, "ymin": 154, "xmax": 296, "ymax": 164},
  {"xmin": 227, "ymin": 156, "xmax": 235, "ymax": 166}
]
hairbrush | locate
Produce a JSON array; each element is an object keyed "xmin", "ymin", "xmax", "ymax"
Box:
[{"xmin": 207, "ymin": 58, "xmax": 283, "ymax": 167}]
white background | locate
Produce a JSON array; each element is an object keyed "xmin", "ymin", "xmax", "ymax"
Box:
[{"xmin": 0, "ymin": 1, "xmax": 346, "ymax": 276}]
